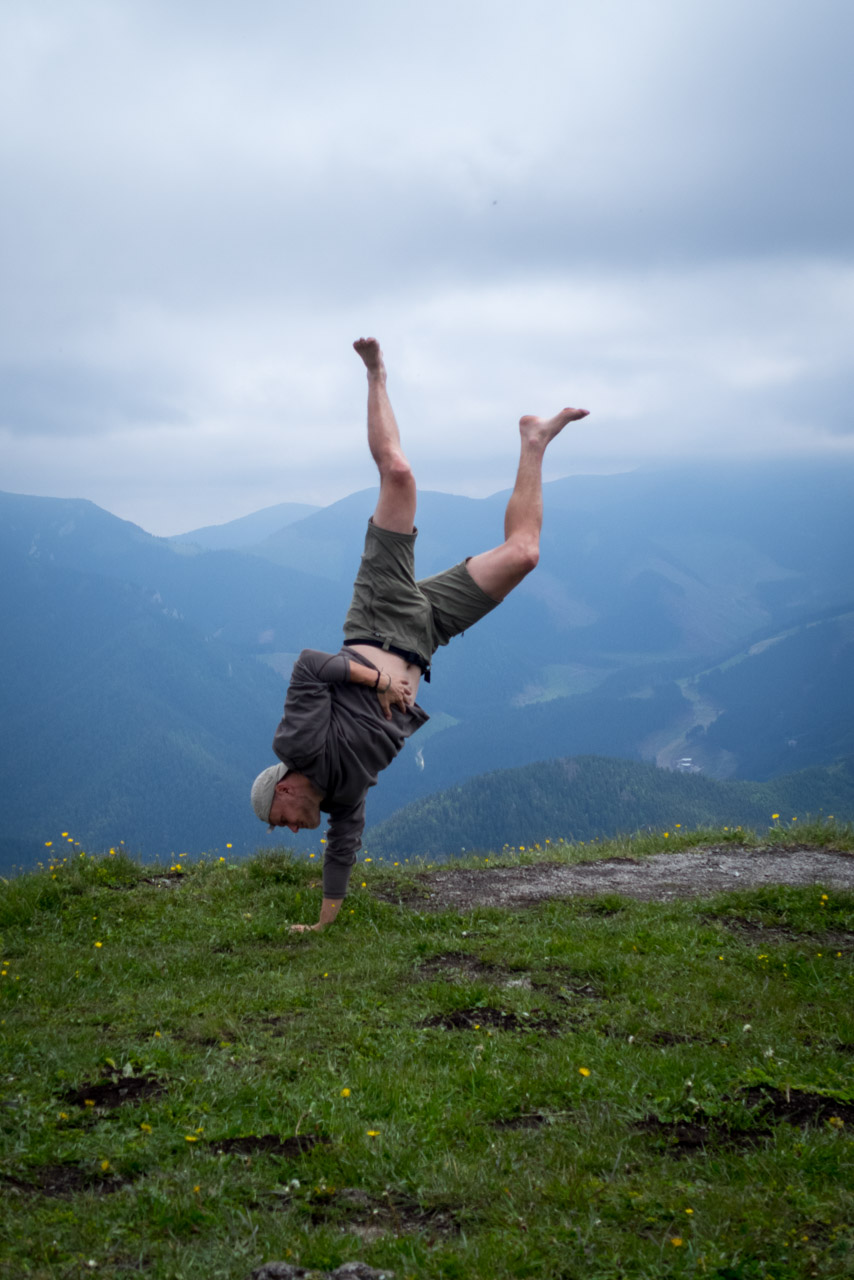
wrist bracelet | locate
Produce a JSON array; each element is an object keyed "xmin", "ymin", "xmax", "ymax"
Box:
[{"xmin": 373, "ymin": 669, "xmax": 381, "ymax": 688}]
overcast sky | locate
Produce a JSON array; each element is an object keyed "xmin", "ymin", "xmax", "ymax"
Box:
[{"xmin": 2, "ymin": 0, "xmax": 852, "ymax": 535}]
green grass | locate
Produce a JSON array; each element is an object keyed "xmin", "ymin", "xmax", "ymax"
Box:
[{"xmin": 1, "ymin": 822, "xmax": 853, "ymax": 1279}]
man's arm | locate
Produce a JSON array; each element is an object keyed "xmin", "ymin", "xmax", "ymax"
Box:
[
  {"xmin": 289, "ymin": 797, "xmax": 365, "ymax": 934},
  {"xmin": 346, "ymin": 660, "xmax": 411, "ymax": 719},
  {"xmin": 290, "ymin": 897, "xmax": 343, "ymax": 934},
  {"xmin": 276, "ymin": 652, "xmax": 410, "ymax": 768}
]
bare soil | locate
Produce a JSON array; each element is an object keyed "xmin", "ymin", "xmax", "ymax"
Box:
[
  {"xmin": 61, "ymin": 1072, "xmax": 166, "ymax": 1109},
  {"xmin": 211, "ymin": 1133, "xmax": 330, "ymax": 1158},
  {"xmin": 390, "ymin": 843, "xmax": 854, "ymax": 912}
]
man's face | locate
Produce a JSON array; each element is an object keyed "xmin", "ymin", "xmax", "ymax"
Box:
[{"xmin": 268, "ymin": 784, "xmax": 321, "ymax": 833}]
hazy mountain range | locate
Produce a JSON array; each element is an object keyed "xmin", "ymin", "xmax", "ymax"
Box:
[{"xmin": 1, "ymin": 458, "xmax": 852, "ymax": 872}]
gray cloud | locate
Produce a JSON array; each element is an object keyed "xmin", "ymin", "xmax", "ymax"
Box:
[{"xmin": 1, "ymin": 0, "xmax": 852, "ymax": 532}]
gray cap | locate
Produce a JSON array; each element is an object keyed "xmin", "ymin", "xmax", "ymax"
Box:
[{"xmin": 250, "ymin": 762, "xmax": 289, "ymax": 828}]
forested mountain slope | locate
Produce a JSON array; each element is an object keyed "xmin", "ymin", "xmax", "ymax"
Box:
[{"xmin": 366, "ymin": 755, "xmax": 854, "ymax": 858}]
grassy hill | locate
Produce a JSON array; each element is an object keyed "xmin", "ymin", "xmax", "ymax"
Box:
[
  {"xmin": 365, "ymin": 755, "xmax": 854, "ymax": 858},
  {"xmin": 1, "ymin": 824, "xmax": 852, "ymax": 1278}
]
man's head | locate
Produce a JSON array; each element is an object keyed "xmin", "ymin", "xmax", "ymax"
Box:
[{"xmin": 250, "ymin": 764, "xmax": 322, "ymax": 833}]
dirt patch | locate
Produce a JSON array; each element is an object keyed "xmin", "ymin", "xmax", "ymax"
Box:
[
  {"xmin": 635, "ymin": 1117, "xmax": 767, "ymax": 1155},
  {"xmin": 141, "ymin": 872, "xmax": 185, "ymax": 888},
  {"xmin": 399, "ymin": 844, "xmax": 854, "ymax": 911},
  {"xmin": 418, "ymin": 1005, "xmax": 561, "ymax": 1034},
  {"xmin": 636, "ymin": 1086, "xmax": 854, "ymax": 1156},
  {"xmin": 417, "ymin": 951, "xmax": 532, "ymax": 987},
  {"xmin": 212, "ymin": 1133, "xmax": 330, "ymax": 1157},
  {"xmin": 0, "ymin": 1163, "xmax": 132, "ymax": 1196},
  {"xmin": 711, "ymin": 916, "xmax": 854, "ymax": 951},
  {"xmin": 62, "ymin": 1072, "xmax": 166, "ymax": 1109},
  {"xmin": 741, "ymin": 1086, "xmax": 854, "ymax": 1126},
  {"xmin": 646, "ymin": 1029, "xmax": 706, "ymax": 1046},
  {"xmin": 289, "ymin": 1185, "xmax": 457, "ymax": 1240}
]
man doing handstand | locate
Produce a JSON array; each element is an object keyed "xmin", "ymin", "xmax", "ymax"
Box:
[{"xmin": 250, "ymin": 338, "xmax": 589, "ymax": 931}]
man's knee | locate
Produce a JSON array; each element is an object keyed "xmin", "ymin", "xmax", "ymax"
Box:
[
  {"xmin": 379, "ymin": 454, "xmax": 415, "ymax": 494},
  {"xmin": 511, "ymin": 537, "xmax": 539, "ymax": 578}
]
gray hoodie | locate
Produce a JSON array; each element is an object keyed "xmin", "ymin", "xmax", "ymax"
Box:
[{"xmin": 272, "ymin": 648, "xmax": 428, "ymax": 897}]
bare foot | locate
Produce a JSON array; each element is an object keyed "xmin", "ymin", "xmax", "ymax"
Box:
[
  {"xmin": 519, "ymin": 407, "xmax": 589, "ymax": 450},
  {"xmin": 353, "ymin": 337, "xmax": 385, "ymax": 376},
  {"xmin": 290, "ymin": 922, "xmax": 321, "ymax": 934}
]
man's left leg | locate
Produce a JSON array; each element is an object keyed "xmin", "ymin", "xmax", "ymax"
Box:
[
  {"xmin": 465, "ymin": 406, "xmax": 588, "ymax": 601},
  {"xmin": 353, "ymin": 337, "xmax": 417, "ymax": 534}
]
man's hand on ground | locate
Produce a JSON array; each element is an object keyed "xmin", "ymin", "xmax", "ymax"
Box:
[
  {"xmin": 289, "ymin": 897, "xmax": 344, "ymax": 934},
  {"xmin": 377, "ymin": 672, "xmax": 411, "ymax": 720}
]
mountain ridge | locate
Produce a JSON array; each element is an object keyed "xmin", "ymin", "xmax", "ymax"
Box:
[{"xmin": 2, "ymin": 458, "xmax": 852, "ymax": 870}]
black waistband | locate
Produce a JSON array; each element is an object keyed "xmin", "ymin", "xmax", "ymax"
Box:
[{"xmin": 343, "ymin": 637, "xmax": 431, "ymax": 682}]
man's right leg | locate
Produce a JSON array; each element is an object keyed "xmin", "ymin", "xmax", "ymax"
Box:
[
  {"xmin": 465, "ymin": 406, "xmax": 589, "ymax": 602},
  {"xmin": 353, "ymin": 337, "xmax": 416, "ymax": 534}
]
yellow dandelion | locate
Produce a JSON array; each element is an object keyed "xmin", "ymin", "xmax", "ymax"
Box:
[
  {"xmin": 154, "ymin": 1030, "xmax": 161, "ymax": 1038},
  {"xmin": 685, "ymin": 1207, "xmax": 694, "ymax": 1214},
  {"xmin": 340, "ymin": 1088, "xmax": 351, "ymax": 1097},
  {"xmin": 194, "ymin": 1184, "xmax": 201, "ymax": 1193},
  {"xmin": 771, "ymin": 813, "xmax": 779, "ymax": 820},
  {"xmin": 670, "ymin": 1237, "xmax": 683, "ymax": 1247},
  {"xmin": 45, "ymin": 841, "xmax": 52, "ymax": 847},
  {"xmin": 185, "ymin": 1135, "xmax": 198, "ymax": 1143},
  {"xmin": 140, "ymin": 1122, "xmax": 152, "ymax": 1133},
  {"xmin": 101, "ymin": 1160, "xmax": 110, "ymax": 1172},
  {"xmin": 664, "ymin": 832, "xmax": 669, "ymax": 838},
  {"xmin": 94, "ymin": 941, "xmax": 103, "ymax": 948},
  {"xmin": 366, "ymin": 1129, "xmax": 380, "ymax": 1137},
  {"xmin": 62, "ymin": 832, "xmax": 68, "ymax": 837},
  {"xmin": 84, "ymin": 1099, "xmax": 95, "ymax": 1107},
  {"xmin": 59, "ymin": 1112, "xmax": 69, "ymax": 1121},
  {"xmin": 226, "ymin": 843, "xmax": 232, "ymax": 849},
  {"xmin": 365, "ymin": 857, "xmax": 372, "ymax": 862},
  {"xmin": 675, "ymin": 824, "xmax": 681, "ymax": 828},
  {"xmin": 579, "ymin": 1067, "xmax": 591, "ymax": 1077}
]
